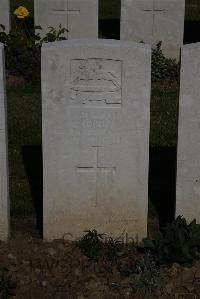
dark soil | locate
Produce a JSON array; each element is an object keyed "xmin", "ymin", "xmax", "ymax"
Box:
[{"xmin": 0, "ymin": 219, "xmax": 200, "ymax": 298}]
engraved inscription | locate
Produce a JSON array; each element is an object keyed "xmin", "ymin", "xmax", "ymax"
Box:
[
  {"xmin": 76, "ymin": 146, "xmax": 116, "ymax": 205},
  {"xmin": 70, "ymin": 58, "xmax": 122, "ymax": 106}
]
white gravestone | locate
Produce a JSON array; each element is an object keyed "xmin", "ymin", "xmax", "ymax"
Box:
[
  {"xmin": 121, "ymin": 0, "xmax": 185, "ymax": 59},
  {"xmin": 42, "ymin": 39, "xmax": 151, "ymax": 240},
  {"xmin": 176, "ymin": 43, "xmax": 200, "ymax": 223},
  {"xmin": 0, "ymin": 0, "xmax": 10, "ymax": 32},
  {"xmin": 34, "ymin": 0, "xmax": 98, "ymax": 39},
  {"xmin": 0, "ymin": 44, "xmax": 9, "ymax": 240}
]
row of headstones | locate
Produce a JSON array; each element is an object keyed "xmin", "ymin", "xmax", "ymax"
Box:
[
  {"xmin": 0, "ymin": 0, "xmax": 185, "ymax": 59},
  {"xmin": 0, "ymin": 39, "xmax": 199, "ymax": 241}
]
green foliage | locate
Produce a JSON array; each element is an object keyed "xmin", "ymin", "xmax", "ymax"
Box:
[
  {"xmin": 41, "ymin": 25, "xmax": 68, "ymax": 43},
  {"xmin": 104, "ymin": 237, "xmax": 126, "ymax": 261},
  {"xmin": 0, "ymin": 267, "xmax": 16, "ymax": 299},
  {"xmin": 130, "ymin": 254, "xmax": 160, "ymax": 296},
  {"xmin": 77, "ymin": 230, "xmax": 104, "ymax": 261},
  {"xmin": 144, "ymin": 216, "xmax": 200, "ymax": 265},
  {"xmin": 0, "ymin": 17, "xmax": 67, "ymax": 82},
  {"xmin": 152, "ymin": 41, "xmax": 179, "ymax": 83}
]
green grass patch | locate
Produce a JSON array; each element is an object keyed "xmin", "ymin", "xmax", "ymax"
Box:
[
  {"xmin": 150, "ymin": 84, "xmax": 179, "ymax": 147},
  {"xmin": 7, "ymin": 82, "xmax": 178, "ymax": 217},
  {"xmin": 7, "ymin": 84, "xmax": 41, "ymax": 217}
]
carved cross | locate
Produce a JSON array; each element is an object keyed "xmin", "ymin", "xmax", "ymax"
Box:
[
  {"xmin": 76, "ymin": 146, "xmax": 116, "ymax": 205},
  {"xmin": 142, "ymin": 1, "xmax": 165, "ymax": 35}
]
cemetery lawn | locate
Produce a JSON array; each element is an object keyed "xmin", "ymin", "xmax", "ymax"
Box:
[
  {"xmin": 7, "ymin": 83, "xmax": 41, "ymax": 218},
  {"xmin": 7, "ymin": 82, "xmax": 178, "ymax": 219}
]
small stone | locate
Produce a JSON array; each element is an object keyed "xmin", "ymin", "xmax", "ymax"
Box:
[
  {"xmin": 165, "ymin": 282, "xmax": 174, "ymax": 294},
  {"xmin": 186, "ymin": 285, "xmax": 194, "ymax": 292},
  {"xmin": 46, "ymin": 247, "xmax": 56, "ymax": 256},
  {"xmin": 195, "ymin": 269, "xmax": 200, "ymax": 280},
  {"xmin": 8, "ymin": 253, "xmax": 17, "ymax": 260},
  {"xmin": 35, "ymin": 268, "xmax": 41, "ymax": 274},
  {"xmin": 22, "ymin": 260, "xmax": 30, "ymax": 266},
  {"xmin": 42, "ymin": 281, "xmax": 47, "ymax": 287},
  {"xmin": 20, "ymin": 280, "xmax": 25, "ymax": 285},
  {"xmin": 170, "ymin": 263, "xmax": 180, "ymax": 276}
]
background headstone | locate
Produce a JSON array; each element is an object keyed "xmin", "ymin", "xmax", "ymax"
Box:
[
  {"xmin": 176, "ymin": 43, "xmax": 200, "ymax": 223},
  {"xmin": 0, "ymin": 44, "xmax": 9, "ymax": 240},
  {"xmin": 0, "ymin": 0, "xmax": 10, "ymax": 32},
  {"xmin": 121, "ymin": 0, "xmax": 185, "ymax": 59},
  {"xmin": 42, "ymin": 39, "xmax": 151, "ymax": 240},
  {"xmin": 34, "ymin": 0, "xmax": 98, "ymax": 39}
]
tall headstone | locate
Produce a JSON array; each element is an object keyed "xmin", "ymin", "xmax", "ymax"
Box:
[
  {"xmin": 34, "ymin": 0, "xmax": 98, "ymax": 39},
  {"xmin": 176, "ymin": 43, "xmax": 200, "ymax": 223},
  {"xmin": 42, "ymin": 39, "xmax": 151, "ymax": 240},
  {"xmin": 121, "ymin": 0, "xmax": 185, "ymax": 59},
  {"xmin": 0, "ymin": 44, "xmax": 9, "ymax": 240},
  {"xmin": 0, "ymin": 0, "xmax": 10, "ymax": 32}
]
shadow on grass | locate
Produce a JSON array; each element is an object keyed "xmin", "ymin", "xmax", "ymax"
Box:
[
  {"xmin": 184, "ymin": 21, "xmax": 200, "ymax": 44},
  {"xmin": 149, "ymin": 147, "xmax": 177, "ymax": 229},
  {"xmin": 22, "ymin": 145, "xmax": 43, "ymax": 237},
  {"xmin": 21, "ymin": 145, "xmax": 177, "ymax": 237},
  {"xmin": 99, "ymin": 19, "xmax": 120, "ymax": 39}
]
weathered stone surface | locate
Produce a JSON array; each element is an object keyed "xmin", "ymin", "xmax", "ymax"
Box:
[
  {"xmin": 42, "ymin": 39, "xmax": 151, "ymax": 240},
  {"xmin": 0, "ymin": 44, "xmax": 9, "ymax": 240},
  {"xmin": 0, "ymin": 0, "xmax": 10, "ymax": 32},
  {"xmin": 121, "ymin": 0, "xmax": 185, "ymax": 59},
  {"xmin": 176, "ymin": 43, "xmax": 200, "ymax": 222},
  {"xmin": 34, "ymin": 0, "xmax": 98, "ymax": 39}
]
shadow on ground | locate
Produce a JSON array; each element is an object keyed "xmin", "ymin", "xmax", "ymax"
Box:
[
  {"xmin": 184, "ymin": 21, "xmax": 200, "ymax": 44},
  {"xmin": 99, "ymin": 19, "xmax": 120, "ymax": 39},
  {"xmin": 22, "ymin": 145, "xmax": 43, "ymax": 237},
  {"xmin": 149, "ymin": 147, "xmax": 177, "ymax": 229}
]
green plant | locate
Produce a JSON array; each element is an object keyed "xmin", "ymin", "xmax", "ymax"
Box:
[
  {"xmin": 152, "ymin": 41, "xmax": 179, "ymax": 83},
  {"xmin": 0, "ymin": 267, "xmax": 16, "ymax": 298},
  {"xmin": 130, "ymin": 254, "xmax": 160, "ymax": 296},
  {"xmin": 41, "ymin": 25, "xmax": 68, "ymax": 43},
  {"xmin": 0, "ymin": 7, "xmax": 68, "ymax": 82},
  {"xmin": 144, "ymin": 216, "xmax": 200, "ymax": 265},
  {"xmin": 77, "ymin": 230, "xmax": 104, "ymax": 261},
  {"xmin": 104, "ymin": 237, "xmax": 126, "ymax": 261}
]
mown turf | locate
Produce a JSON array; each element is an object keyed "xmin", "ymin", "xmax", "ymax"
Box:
[
  {"xmin": 7, "ymin": 0, "xmax": 199, "ymax": 218},
  {"xmin": 7, "ymin": 84, "xmax": 41, "ymax": 217},
  {"xmin": 6, "ymin": 82, "xmax": 179, "ymax": 217}
]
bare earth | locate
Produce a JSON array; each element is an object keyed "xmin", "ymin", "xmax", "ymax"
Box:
[{"xmin": 0, "ymin": 219, "xmax": 199, "ymax": 298}]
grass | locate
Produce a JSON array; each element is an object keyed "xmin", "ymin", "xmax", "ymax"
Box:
[
  {"xmin": 7, "ymin": 84, "xmax": 41, "ymax": 217},
  {"xmin": 6, "ymin": 0, "xmax": 199, "ymax": 218},
  {"xmin": 6, "ymin": 82, "xmax": 179, "ymax": 217}
]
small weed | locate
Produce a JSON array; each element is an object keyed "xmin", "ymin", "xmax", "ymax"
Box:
[
  {"xmin": 104, "ymin": 237, "xmax": 125, "ymax": 262},
  {"xmin": 0, "ymin": 267, "xmax": 16, "ymax": 299},
  {"xmin": 152, "ymin": 41, "xmax": 179, "ymax": 83},
  {"xmin": 130, "ymin": 254, "xmax": 160, "ymax": 296},
  {"xmin": 77, "ymin": 230, "xmax": 104, "ymax": 261},
  {"xmin": 143, "ymin": 216, "xmax": 200, "ymax": 265}
]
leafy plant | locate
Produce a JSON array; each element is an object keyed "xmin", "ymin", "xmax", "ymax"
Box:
[
  {"xmin": 41, "ymin": 25, "xmax": 68, "ymax": 43},
  {"xmin": 130, "ymin": 254, "xmax": 160, "ymax": 296},
  {"xmin": 77, "ymin": 230, "xmax": 104, "ymax": 261},
  {"xmin": 0, "ymin": 267, "xmax": 16, "ymax": 298},
  {"xmin": 144, "ymin": 216, "xmax": 200, "ymax": 265},
  {"xmin": 152, "ymin": 41, "xmax": 179, "ymax": 83},
  {"xmin": 104, "ymin": 237, "xmax": 126, "ymax": 261},
  {"xmin": 0, "ymin": 7, "xmax": 68, "ymax": 83}
]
